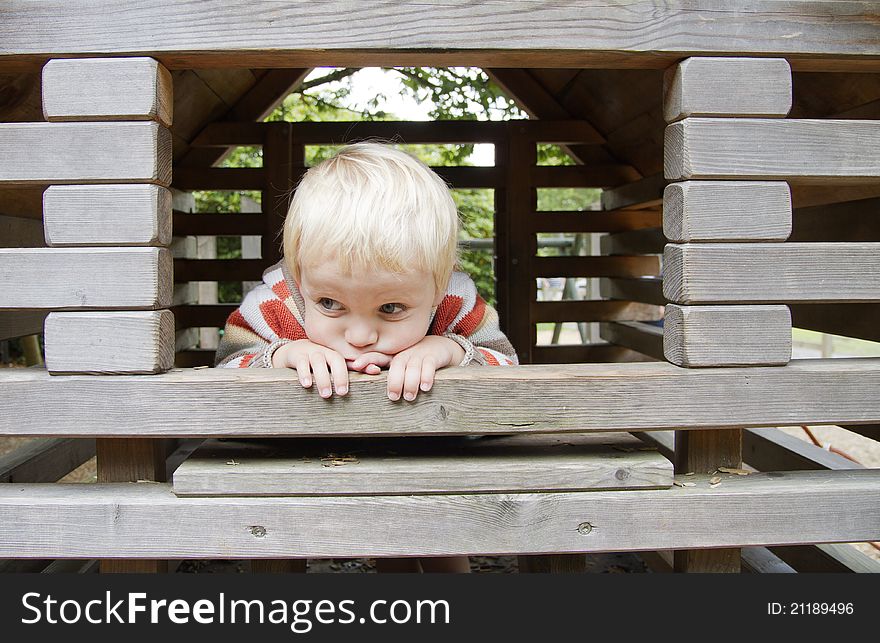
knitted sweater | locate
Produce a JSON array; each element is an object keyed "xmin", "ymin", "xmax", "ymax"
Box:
[{"xmin": 215, "ymin": 260, "xmax": 519, "ymax": 369}]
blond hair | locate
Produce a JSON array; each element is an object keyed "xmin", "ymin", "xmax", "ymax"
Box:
[{"xmin": 283, "ymin": 142, "xmax": 459, "ymax": 294}]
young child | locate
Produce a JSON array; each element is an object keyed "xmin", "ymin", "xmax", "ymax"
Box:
[{"xmin": 214, "ymin": 142, "xmax": 518, "ymax": 572}]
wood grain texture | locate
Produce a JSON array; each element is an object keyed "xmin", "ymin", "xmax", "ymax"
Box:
[
  {"xmin": 44, "ymin": 184, "xmax": 171, "ymax": 246},
  {"xmin": 663, "ymin": 181, "xmax": 792, "ymax": 242},
  {"xmin": 2, "ymin": 359, "xmax": 880, "ymax": 437},
  {"xmin": 172, "ymin": 432, "xmax": 672, "ymax": 497},
  {"xmin": 599, "ymin": 277, "xmax": 666, "ymax": 306},
  {"xmin": 665, "ymin": 118, "xmax": 880, "ymax": 182},
  {"xmin": 744, "ymin": 427, "xmax": 863, "ymax": 473},
  {"xmin": 1, "ymin": 470, "xmax": 877, "ymax": 558},
  {"xmin": 42, "ymin": 57, "xmax": 172, "ymax": 127},
  {"xmin": 598, "ymin": 321, "xmax": 664, "ymax": 361},
  {"xmin": 663, "ymin": 304, "xmax": 792, "ymax": 367},
  {"xmin": 44, "ymin": 310, "xmax": 174, "ymax": 374},
  {"xmin": 601, "ymin": 173, "xmax": 665, "ymax": 211},
  {"xmin": 663, "ymin": 57, "xmax": 792, "ymax": 123},
  {"xmin": 0, "ymin": 247, "xmax": 172, "ymax": 309},
  {"xmin": 663, "ymin": 242, "xmax": 880, "ymax": 303},
  {"xmin": 0, "ymin": 122, "xmax": 171, "ymax": 186}
]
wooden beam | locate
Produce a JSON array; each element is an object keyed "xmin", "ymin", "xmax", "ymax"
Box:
[
  {"xmin": 663, "ymin": 242, "xmax": 880, "ymax": 304},
  {"xmin": 0, "ymin": 438, "xmax": 95, "ymax": 483},
  {"xmin": 531, "ymin": 300, "xmax": 662, "ymax": 323},
  {"xmin": 531, "ymin": 344, "xmax": 654, "ymax": 364},
  {"xmin": 665, "ymin": 118, "xmax": 880, "ymax": 182},
  {"xmin": 743, "ymin": 427, "xmax": 863, "ymax": 473},
  {"xmin": 790, "ymin": 197, "xmax": 880, "ymax": 242},
  {"xmin": 0, "ymin": 122, "xmax": 171, "ymax": 186},
  {"xmin": 534, "ymin": 255, "xmax": 660, "ymax": 279},
  {"xmin": 3, "ymin": 359, "xmax": 880, "ymax": 437},
  {"xmin": 599, "ymin": 227, "xmax": 665, "ymax": 255},
  {"xmin": 601, "ymin": 173, "xmax": 665, "ymax": 211},
  {"xmin": 790, "ymin": 303, "xmax": 880, "ymax": 343},
  {"xmin": 533, "ymin": 209, "xmax": 661, "ymax": 233},
  {"xmin": 531, "ymin": 164, "xmax": 633, "ymax": 188},
  {"xmin": 600, "ymin": 277, "xmax": 665, "ymax": 306},
  {"xmin": 0, "ymin": 310, "xmax": 48, "ymax": 340},
  {"xmin": 0, "ymin": 247, "xmax": 171, "ymax": 309},
  {"xmin": 174, "ymin": 258, "xmax": 265, "ymax": 282},
  {"xmin": 1, "ymin": 470, "xmax": 878, "ymax": 558},
  {"xmin": 172, "ymin": 167, "xmax": 264, "ymax": 190},
  {"xmin": 172, "ymin": 212, "xmax": 264, "ymax": 236},
  {"xmin": 599, "ymin": 321, "xmax": 664, "ymax": 361},
  {"xmin": 0, "ymin": 213, "xmax": 44, "ymax": 247},
  {"xmin": 172, "ymin": 304, "xmax": 236, "ymax": 330},
  {"xmin": 740, "ymin": 547, "xmax": 796, "ymax": 574}
]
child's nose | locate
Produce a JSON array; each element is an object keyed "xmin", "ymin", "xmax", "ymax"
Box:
[{"xmin": 345, "ymin": 324, "xmax": 378, "ymax": 348}]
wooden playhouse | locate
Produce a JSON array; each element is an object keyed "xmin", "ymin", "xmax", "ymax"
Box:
[{"xmin": 0, "ymin": 1, "xmax": 878, "ymax": 573}]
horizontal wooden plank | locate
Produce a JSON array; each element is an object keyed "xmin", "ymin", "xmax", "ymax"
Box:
[
  {"xmin": 172, "ymin": 304, "xmax": 236, "ymax": 330},
  {"xmin": 665, "ymin": 118, "xmax": 880, "ymax": 182},
  {"xmin": 741, "ymin": 547, "xmax": 796, "ymax": 574},
  {"xmin": 0, "ymin": 122, "xmax": 171, "ymax": 186},
  {"xmin": 3, "ymin": 359, "xmax": 880, "ymax": 436},
  {"xmin": 663, "ymin": 181, "xmax": 791, "ymax": 242},
  {"xmin": 531, "ymin": 344, "xmax": 655, "ymax": 364},
  {"xmin": 172, "ymin": 167, "xmax": 265, "ymax": 191},
  {"xmin": 0, "ymin": 310, "xmax": 48, "ymax": 340},
  {"xmin": 44, "ymin": 185, "xmax": 171, "ymax": 246},
  {"xmin": 663, "ymin": 304, "xmax": 792, "ymax": 367},
  {"xmin": 174, "ymin": 258, "xmax": 265, "ymax": 282},
  {"xmin": 663, "ymin": 57, "xmax": 792, "ymax": 123},
  {"xmin": 1, "ymin": 470, "xmax": 877, "ymax": 558},
  {"xmin": 533, "ymin": 255, "xmax": 661, "ymax": 278},
  {"xmin": 531, "ymin": 164, "xmax": 632, "ymax": 188},
  {"xmin": 790, "ymin": 197, "xmax": 880, "ymax": 242},
  {"xmin": 0, "ymin": 438, "xmax": 95, "ymax": 483},
  {"xmin": 172, "ymin": 212, "xmax": 265, "ymax": 236},
  {"xmin": 3, "ymin": 2, "xmax": 878, "ymax": 70},
  {"xmin": 531, "ymin": 300, "xmax": 662, "ymax": 323},
  {"xmin": 173, "ymin": 432, "xmax": 672, "ymax": 496},
  {"xmin": 600, "ymin": 173, "xmax": 665, "ymax": 211},
  {"xmin": 42, "ymin": 57, "xmax": 172, "ymax": 127},
  {"xmin": 599, "ymin": 227, "xmax": 665, "ymax": 255},
  {"xmin": 664, "ymin": 242, "xmax": 880, "ymax": 304},
  {"xmin": 0, "ymin": 247, "xmax": 171, "ymax": 309},
  {"xmin": 599, "ymin": 277, "xmax": 666, "ymax": 306},
  {"xmin": 44, "ymin": 310, "xmax": 175, "ymax": 374},
  {"xmin": 174, "ymin": 349, "xmax": 216, "ymax": 368},
  {"xmin": 790, "ymin": 303, "xmax": 880, "ymax": 343},
  {"xmin": 532, "ymin": 209, "xmax": 661, "ymax": 233},
  {"xmin": 0, "ymin": 214, "xmax": 44, "ymax": 247},
  {"xmin": 744, "ymin": 427, "xmax": 863, "ymax": 473},
  {"xmin": 771, "ymin": 543, "xmax": 880, "ymax": 574},
  {"xmin": 599, "ymin": 321, "xmax": 664, "ymax": 361}
]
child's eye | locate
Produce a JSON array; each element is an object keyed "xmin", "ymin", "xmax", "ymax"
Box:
[
  {"xmin": 380, "ymin": 303, "xmax": 405, "ymax": 315},
  {"xmin": 318, "ymin": 298, "xmax": 342, "ymax": 311}
]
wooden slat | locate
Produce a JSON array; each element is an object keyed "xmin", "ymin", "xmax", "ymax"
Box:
[
  {"xmin": 599, "ymin": 321, "xmax": 664, "ymax": 361},
  {"xmin": 44, "ymin": 184, "xmax": 172, "ymax": 246},
  {"xmin": 532, "ymin": 209, "xmax": 661, "ymax": 233},
  {"xmin": 599, "ymin": 227, "xmax": 664, "ymax": 255},
  {"xmin": 42, "ymin": 57, "xmax": 172, "ymax": 127},
  {"xmin": 172, "ymin": 212, "xmax": 265, "ymax": 236},
  {"xmin": 665, "ymin": 118, "xmax": 880, "ymax": 182},
  {"xmin": 843, "ymin": 424, "xmax": 880, "ymax": 442},
  {"xmin": 1, "ymin": 470, "xmax": 878, "ymax": 558},
  {"xmin": 531, "ymin": 300, "xmax": 661, "ymax": 323},
  {"xmin": 532, "ymin": 344, "xmax": 655, "ymax": 364},
  {"xmin": 172, "ymin": 304, "xmax": 236, "ymax": 330},
  {"xmin": 743, "ymin": 427, "xmax": 863, "ymax": 473},
  {"xmin": 0, "ymin": 214, "xmax": 44, "ymax": 247},
  {"xmin": 0, "ymin": 122, "xmax": 171, "ymax": 186},
  {"xmin": 790, "ymin": 303, "xmax": 880, "ymax": 343},
  {"xmin": 663, "ymin": 180, "xmax": 791, "ymax": 242},
  {"xmin": 0, "ymin": 310, "xmax": 48, "ymax": 340},
  {"xmin": 172, "ymin": 167, "xmax": 264, "ymax": 190},
  {"xmin": 663, "ymin": 242, "xmax": 880, "ymax": 304},
  {"xmin": 44, "ymin": 310, "xmax": 175, "ymax": 374},
  {"xmin": 663, "ymin": 304, "xmax": 792, "ymax": 367},
  {"xmin": 0, "ymin": 438, "xmax": 95, "ymax": 483},
  {"xmin": 174, "ymin": 258, "xmax": 265, "ymax": 282},
  {"xmin": 172, "ymin": 432, "xmax": 672, "ymax": 496},
  {"xmin": 771, "ymin": 543, "xmax": 880, "ymax": 574},
  {"xmin": 600, "ymin": 277, "xmax": 666, "ymax": 306},
  {"xmin": 4, "ymin": 359, "xmax": 880, "ymax": 437},
  {"xmin": 600, "ymin": 173, "xmax": 666, "ymax": 211},
  {"xmin": 741, "ymin": 547, "xmax": 796, "ymax": 574},
  {"xmin": 174, "ymin": 349, "xmax": 216, "ymax": 368},
  {"xmin": 531, "ymin": 164, "xmax": 632, "ymax": 188},
  {"xmin": 534, "ymin": 255, "xmax": 660, "ymax": 278},
  {"xmin": 790, "ymin": 197, "xmax": 880, "ymax": 242},
  {"xmin": 663, "ymin": 57, "xmax": 792, "ymax": 123},
  {"xmin": 0, "ymin": 247, "xmax": 172, "ymax": 309}
]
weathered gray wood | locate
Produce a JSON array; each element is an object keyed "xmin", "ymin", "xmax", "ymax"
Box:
[
  {"xmin": 0, "ymin": 248, "xmax": 172, "ymax": 309},
  {"xmin": 771, "ymin": 543, "xmax": 880, "ymax": 574},
  {"xmin": 663, "ymin": 243, "xmax": 880, "ymax": 304},
  {"xmin": 744, "ymin": 427, "xmax": 863, "ymax": 472},
  {"xmin": 665, "ymin": 118, "xmax": 880, "ymax": 182},
  {"xmin": 598, "ymin": 321, "xmax": 664, "ymax": 361},
  {"xmin": 2, "ymin": 2, "xmax": 878, "ymax": 70},
  {"xmin": 43, "ymin": 185, "xmax": 172, "ymax": 246},
  {"xmin": 790, "ymin": 197, "xmax": 880, "ymax": 243},
  {"xmin": 741, "ymin": 547, "xmax": 796, "ymax": 573},
  {"xmin": 0, "ymin": 122, "xmax": 171, "ymax": 186},
  {"xmin": 41, "ymin": 559, "xmax": 99, "ymax": 574},
  {"xmin": 1, "ymin": 470, "xmax": 877, "ymax": 558},
  {"xmin": 44, "ymin": 310, "xmax": 175, "ymax": 374},
  {"xmin": 0, "ymin": 438, "xmax": 95, "ymax": 483},
  {"xmin": 599, "ymin": 277, "xmax": 665, "ymax": 306},
  {"xmin": 599, "ymin": 227, "xmax": 664, "ymax": 255},
  {"xmin": 0, "ymin": 310, "xmax": 48, "ymax": 340},
  {"xmin": 42, "ymin": 57, "xmax": 172, "ymax": 127},
  {"xmin": 663, "ymin": 57, "xmax": 792, "ymax": 123},
  {"xmin": 0, "ymin": 214, "xmax": 45, "ymax": 247},
  {"xmin": 663, "ymin": 304, "xmax": 792, "ymax": 367},
  {"xmin": 2, "ymin": 359, "xmax": 880, "ymax": 437},
  {"xmin": 173, "ymin": 433, "xmax": 670, "ymax": 496},
  {"xmin": 663, "ymin": 181, "xmax": 792, "ymax": 242},
  {"xmin": 601, "ymin": 173, "xmax": 665, "ymax": 211}
]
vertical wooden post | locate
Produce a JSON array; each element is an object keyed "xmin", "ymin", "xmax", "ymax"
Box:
[{"xmin": 261, "ymin": 122, "xmax": 297, "ymax": 267}]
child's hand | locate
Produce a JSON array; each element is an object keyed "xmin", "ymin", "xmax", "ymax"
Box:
[
  {"xmin": 385, "ymin": 336, "xmax": 466, "ymax": 402},
  {"xmin": 272, "ymin": 339, "xmax": 349, "ymax": 398},
  {"xmin": 348, "ymin": 352, "xmax": 393, "ymax": 375}
]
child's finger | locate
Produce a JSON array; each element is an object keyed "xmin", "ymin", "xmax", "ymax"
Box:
[
  {"xmin": 386, "ymin": 355, "xmax": 407, "ymax": 401},
  {"xmin": 420, "ymin": 357, "xmax": 437, "ymax": 392},
  {"xmin": 309, "ymin": 353, "xmax": 333, "ymax": 398},
  {"xmin": 327, "ymin": 351, "xmax": 349, "ymax": 396},
  {"xmin": 295, "ymin": 356, "xmax": 312, "ymax": 388},
  {"xmin": 402, "ymin": 356, "xmax": 423, "ymax": 401},
  {"xmin": 365, "ymin": 363, "xmax": 381, "ymax": 375}
]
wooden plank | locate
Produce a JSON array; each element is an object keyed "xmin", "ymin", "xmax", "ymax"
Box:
[
  {"xmin": 1, "ymin": 470, "xmax": 878, "ymax": 558},
  {"xmin": 172, "ymin": 304, "xmax": 236, "ymax": 330},
  {"xmin": 172, "ymin": 212, "xmax": 264, "ymax": 236},
  {"xmin": 741, "ymin": 547, "xmax": 796, "ymax": 574},
  {"xmin": 771, "ymin": 543, "xmax": 880, "ymax": 574},
  {"xmin": 0, "ymin": 214, "xmax": 44, "ymax": 247},
  {"xmin": 44, "ymin": 184, "xmax": 172, "ymax": 246},
  {"xmin": 663, "ymin": 57, "xmax": 792, "ymax": 123},
  {"xmin": 599, "ymin": 227, "xmax": 664, "ymax": 255},
  {"xmin": 172, "ymin": 167, "xmax": 264, "ymax": 190},
  {"xmin": 262, "ymin": 122, "xmax": 295, "ymax": 267},
  {"xmin": 0, "ymin": 310, "xmax": 48, "ymax": 340},
  {"xmin": 42, "ymin": 57, "xmax": 172, "ymax": 127},
  {"xmin": 0, "ymin": 122, "xmax": 171, "ymax": 186},
  {"xmin": 44, "ymin": 310, "xmax": 175, "ymax": 374},
  {"xmin": 532, "ymin": 344, "xmax": 654, "ymax": 364},
  {"xmin": 531, "ymin": 164, "xmax": 633, "ymax": 189},
  {"xmin": 665, "ymin": 118, "xmax": 880, "ymax": 182},
  {"xmin": 663, "ymin": 304, "xmax": 792, "ymax": 367},
  {"xmin": 599, "ymin": 321, "xmax": 664, "ymax": 361},
  {"xmin": 534, "ymin": 255, "xmax": 660, "ymax": 278},
  {"xmin": 174, "ymin": 258, "xmax": 264, "ymax": 282},
  {"xmin": 790, "ymin": 303, "xmax": 880, "ymax": 344},
  {"xmin": 4, "ymin": 359, "xmax": 880, "ymax": 437},
  {"xmin": 843, "ymin": 424, "xmax": 879, "ymax": 441},
  {"xmin": 173, "ymin": 432, "xmax": 672, "ymax": 496},
  {"xmin": 0, "ymin": 186, "xmax": 44, "ymax": 219},
  {"xmin": 600, "ymin": 277, "xmax": 665, "ymax": 306},
  {"xmin": 0, "ymin": 247, "xmax": 171, "ymax": 309},
  {"xmin": 174, "ymin": 349, "xmax": 216, "ymax": 368},
  {"xmin": 663, "ymin": 181, "xmax": 792, "ymax": 242},
  {"xmin": 744, "ymin": 427, "xmax": 863, "ymax": 473},
  {"xmin": 531, "ymin": 300, "xmax": 662, "ymax": 323},
  {"xmin": 790, "ymin": 197, "xmax": 880, "ymax": 242},
  {"xmin": 663, "ymin": 242, "xmax": 880, "ymax": 304},
  {"xmin": 0, "ymin": 438, "xmax": 95, "ymax": 483},
  {"xmin": 601, "ymin": 173, "xmax": 666, "ymax": 211},
  {"xmin": 533, "ymin": 209, "xmax": 661, "ymax": 233}
]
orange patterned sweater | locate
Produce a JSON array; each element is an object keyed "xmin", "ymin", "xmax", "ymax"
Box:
[{"xmin": 215, "ymin": 260, "xmax": 519, "ymax": 369}]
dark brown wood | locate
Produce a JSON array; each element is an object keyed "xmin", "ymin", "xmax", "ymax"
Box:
[
  {"xmin": 262, "ymin": 122, "xmax": 297, "ymax": 266},
  {"xmin": 172, "ymin": 212, "xmax": 265, "ymax": 236},
  {"xmin": 251, "ymin": 560, "xmax": 308, "ymax": 573},
  {"xmin": 531, "ymin": 343, "xmax": 654, "ymax": 364},
  {"xmin": 533, "ymin": 255, "xmax": 660, "ymax": 278},
  {"xmin": 531, "ymin": 300, "xmax": 661, "ymax": 323},
  {"xmin": 790, "ymin": 303, "xmax": 880, "ymax": 343},
  {"xmin": 530, "ymin": 164, "xmax": 632, "ymax": 188},
  {"xmin": 174, "ymin": 349, "xmax": 216, "ymax": 367},
  {"xmin": 172, "ymin": 167, "xmax": 265, "ymax": 190},
  {"xmin": 790, "ymin": 197, "xmax": 880, "ymax": 242},
  {"xmin": 841, "ymin": 424, "xmax": 879, "ymax": 441},
  {"xmin": 174, "ymin": 258, "xmax": 265, "ymax": 281},
  {"xmin": 172, "ymin": 304, "xmax": 237, "ymax": 329},
  {"xmin": 600, "ymin": 277, "xmax": 666, "ymax": 306},
  {"xmin": 533, "ymin": 209, "xmax": 661, "ymax": 233},
  {"xmin": 601, "ymin": 173, "xmax": 666, "ymax": 211},
  {"xmin": 518, "ymin": 554, "xmax": 586, "ymax": 573}
]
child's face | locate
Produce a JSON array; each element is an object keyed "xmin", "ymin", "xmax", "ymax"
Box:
[{"xmin": 298, "ymin": 261, "xmax": 444, "ymax": 361}]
